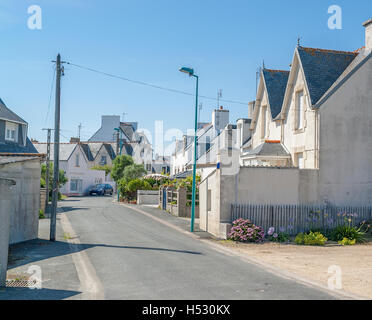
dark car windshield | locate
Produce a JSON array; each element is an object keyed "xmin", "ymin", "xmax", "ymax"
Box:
[{"xmin": 96, "ymin": 184, "xmax": 106, "ymax": 188}]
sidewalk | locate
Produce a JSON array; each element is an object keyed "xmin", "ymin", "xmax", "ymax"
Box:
[{"xmin": 0, "ymin": 213, "xmax": 82, "ymax": 300}]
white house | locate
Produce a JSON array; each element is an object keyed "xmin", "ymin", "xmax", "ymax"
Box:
[
  {"xmin": 33, "ymin": 142, "xmax": 117, "ymax": 196},
  {"xmin": 89, "ymin": 115, "xmax": 153, "ymax": 173},
  {"xmin": 199, "ymin": 18, "xmax": 372, "ymax": 238},
  {"xmin": 0, "ymin": 99, "xmax": 43, "ymax": 245},
  {"xmin": 171, "ymin": 107, "xmax": 231, "ymax": 178}
]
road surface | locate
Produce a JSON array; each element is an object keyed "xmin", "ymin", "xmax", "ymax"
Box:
[{"xmin": 57, "ymin": 196, "xmax": 337, "ymax": 300}]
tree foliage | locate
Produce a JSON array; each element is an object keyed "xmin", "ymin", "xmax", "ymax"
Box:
[
  {"xmin": 122, "ymin": 164, "xmax": 146, "ymax": 181},
  {"xmin": 111, "ymin": 155, "xmax": 134, "ymax": 182},
  {"xmin": 41, "ymin": 163, "xmax": 68, "ymax": 187}
]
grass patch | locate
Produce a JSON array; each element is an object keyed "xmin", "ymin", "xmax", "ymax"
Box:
[{"xmin": 63, "ymin": 232, "xmax": 72, "ymax": 240}]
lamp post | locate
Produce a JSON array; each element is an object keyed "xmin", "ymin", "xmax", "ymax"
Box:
[
  {"xmin": 179, "ymin": 67, "xmax": 198, "ymax": 232},
  {"xmin": 114, "ymin": 127, "xmax": 122, "ymax": 202}
]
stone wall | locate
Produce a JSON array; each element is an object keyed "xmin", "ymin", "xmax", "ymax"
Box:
[
  {"xmin": 137, "ymin": 190, "xmax": 159, "ymax": 205},
  {"xmin": 200, "ymin": 165, "xmax": 319, "ymax": 239}
]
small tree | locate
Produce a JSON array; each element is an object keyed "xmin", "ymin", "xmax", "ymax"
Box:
[
  {"xmin": 111, "ymin": 155, "xmax": 134, "ymax": 182},
  {"xmin": 122, "ymin": 164, "xmax": 146, "ymax": 181},
  {"xmin": 41, "ymin": 163, "xmax": 68, "ymax": 201},
  {"xmin": 41, "ymin": 163, "xmax": 68, "ymax": 188}
]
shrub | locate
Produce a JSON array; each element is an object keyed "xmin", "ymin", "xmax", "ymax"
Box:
[
  {"xmin": 295, "ymin": 233, "xmax": 305, "ymax": 245},
  {"xmin": 267, "ymin": 227, "xmax": 291, "ymax": 243},
  {"xmin": 39, "ymin": 209, "xmax": 45, "ymax": 219},
  {"xmin": 338, "ymin": 237, "xmax": 356, "ymax": 246},
  {"xmin": 330, "ymin": 224, "xmax": 367, "ymax": 244},
  {"xmin": 228, "ymin": 219, "xmax": 265, "ymax": 243},
  {"xmin": 295, "ymin": 232, "xmax": 327, "ymax": 246},
  {"xmin": 118, "ymin": 178, "xmax": 152, "ymax": 201}
]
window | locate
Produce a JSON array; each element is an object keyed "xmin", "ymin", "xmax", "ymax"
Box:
[
  {"xmin": 75, "ymin": 154, "xmax": 80, "ymax": 167},
  {"xmin": 261, "ymin": 106, "xmax": 267, "ymax": 139},
  {"xmin": 70, "ymin": 179, "xmax": 82, "ymax": 192},
  {"xmin": 5, "ymin": 122, "xmax": 17, "ymax": 142},
  {"xmin": 296, "ymin": 91, "xmax": 304, "ymax": 130},
  {"xmin": 146, "ymin": 163, "xmax": 151, "ymax": 171},
  {"xmin": 100, "ymin": 156, "xmax": 107, "ymax": 165}
]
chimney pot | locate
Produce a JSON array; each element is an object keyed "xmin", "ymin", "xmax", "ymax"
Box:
[{"xmin": 363, "ymin": 18, "xmax": 372, "ymax": 50}]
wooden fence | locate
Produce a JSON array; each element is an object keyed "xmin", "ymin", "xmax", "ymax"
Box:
[{"xmin": 231, "ymin": 204, "xmax": 372, "ymax": 235}]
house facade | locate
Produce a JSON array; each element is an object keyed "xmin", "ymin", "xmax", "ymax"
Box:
[
  {"xmin": 199, "ymin": 18, "xmax": 372, "ymax": 238},
  {"xmin": 171, "ymin": 107, "xmax": 232, "ymax": 177},
  {"xmin": 0, "ymin": 99, "xmax": 43, "ymax": 244},
  {"xmin": 33, "ymin": 142, "xmax": 116, "ymax": 196},
  {"xmin": 89, "ymin": 115, "xmax": 153, "ymax": 173}
]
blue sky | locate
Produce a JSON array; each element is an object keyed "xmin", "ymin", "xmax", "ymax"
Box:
[{"xmin": 1, "ymin": 0, "xmax": 371, "ymax": 149}]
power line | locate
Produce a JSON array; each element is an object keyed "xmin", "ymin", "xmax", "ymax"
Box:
[
  {"xmin": 65, "ymin": 61, "xmax": 248, "ymax": 106},
  {"xmin": 44, "ymin": 66, "xmax": 56, "ymax": 126}
]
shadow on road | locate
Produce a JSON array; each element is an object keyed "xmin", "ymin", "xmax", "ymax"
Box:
[
  {"xmin": 0, "ymin": 287, "xmax": 81, "ymax": 300},
  {"xmin": 8, "ymin": 239, "xmax": 202, "ymax": 269},
  {"xmin": 59, "ymin": 206, "xmax": 89, "ymax": 213}
]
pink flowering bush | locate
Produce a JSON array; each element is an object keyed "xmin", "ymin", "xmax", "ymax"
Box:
[{"xmin": 228, "ymin": 219, "xmax": 265, "ymax": 243}]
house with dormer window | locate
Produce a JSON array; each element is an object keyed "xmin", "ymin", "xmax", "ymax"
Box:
[
  {"xmin": 199, "ymin": 18, "xmax": 372, "ymax": 238},
  {"xmin": 0, "ymin": 99, "xmax": 43, "ymax": 244}
]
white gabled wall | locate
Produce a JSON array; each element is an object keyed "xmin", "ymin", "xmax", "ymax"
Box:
[
  {"xmin": 60, "ymin": 145, "xmax": 105, "ymax": 196},
  {"xmin": 318, "ymin": 55, "xmax": 372, "ymax": 205},
  {"xmin": 281, "ymin": 54, "xmax": 318, "ymax": 169}
]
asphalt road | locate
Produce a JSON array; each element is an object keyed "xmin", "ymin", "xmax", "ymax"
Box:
[{"xmin": 61, "ymin": 196, "xmax": 337, "ymax": 300}]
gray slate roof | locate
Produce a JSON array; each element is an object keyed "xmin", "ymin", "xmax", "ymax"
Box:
[
  {"xmin": 246, "ymin": 142, "xmax": 290, "ymax": 157},
  {"xmin": 33, "ymin": 143, "xmax": 77, "ymax": 161},
  {"xmin": 0, "ymin": 138, "xmax": 38, "ymax": 154},
  {"xmin": 262, "ymin": 69, "xmax": 290, "ymax": 118},
  {"xmin": 0, "ymin": 156, "xmax": 40, "ymax": 166},
  {"xmin": 0, "ymin": 99, "xmax": 27, "ymax": 124},
  {"xmin": 297, "ymin": 46, "xmax": 358, "ymax": 105},
  {"xmin": 120, "ymin": 123, "xmax": 135, "ymax": 141}
]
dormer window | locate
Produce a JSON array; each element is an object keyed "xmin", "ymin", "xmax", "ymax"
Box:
[
  {"xmin": 75, "ymin": 154, "xmax": 80, "ymax": 167},
  {"xmin": 5, "ymin": 122, "xmax": 17, "ymax": 142}
]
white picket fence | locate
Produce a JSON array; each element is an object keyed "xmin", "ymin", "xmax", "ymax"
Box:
[{"xmin": 231, "ymin": 204, "xmax": 372, "ymax": 235}]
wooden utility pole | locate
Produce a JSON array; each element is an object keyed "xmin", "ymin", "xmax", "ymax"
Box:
[
  {"xmin": 50, "ymin": 54, "xmax": 64, "ymax": 241},
  {"xmin": 42, "ymin": 128, "xmax": 52, "ymax": 214}
]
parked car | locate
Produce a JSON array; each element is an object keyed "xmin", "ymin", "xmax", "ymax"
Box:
[{"xmin": 89, "ymin": 184, "xmax": 113, "ymax": 196}]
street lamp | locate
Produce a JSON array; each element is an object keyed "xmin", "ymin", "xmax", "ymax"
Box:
[
  {"xmin": 114, "ymin": 127, "xmax": 122, "ymax": 202},
  {"xmin": 179, "ymin": 66, "xmax": 198, "ymax": 233}
]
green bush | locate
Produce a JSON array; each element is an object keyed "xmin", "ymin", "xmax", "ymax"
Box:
[
  {"xmin": 40, "ymin": 178, "xmax": 46, "ymax": 188},
  {"xmin": 295, "ymin": 232, "xmax": 327, "ymax": 246},
  {"xmin": 338, "ymin": 237, "xmax": 356, "ymax": 246},
  {"xmin": 39, "ymin": 209, "xmax": 45, "ymax": 219},
  {"xmin": 330, "ymin": 225, "xmax": 367, "ymax": 244},
  {"xmin": 295, "ymin": 233, "xmax": 305, "ymax": 245},
  {"xmin": 118, "ymin": 178, "xmax": 152, "ymax": 201}
]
